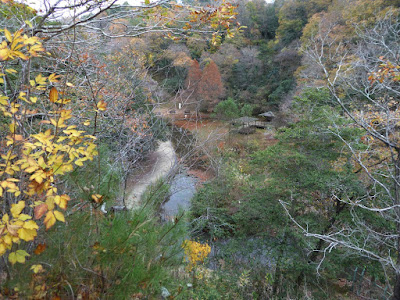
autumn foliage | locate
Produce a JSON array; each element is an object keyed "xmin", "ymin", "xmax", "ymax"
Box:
[
  {"xmin": 185, "ymin": 59, "xmax": 202, "ymax": 98},
  {"xmin": 198, "ymin": 60, "xmax": 225, "ymax": 108},
  {"xmin": 182, "ymin": 240, "xmax": 211, "ymax": 272},
  {"xmin": 185, "ymin": 59, "xmax": 225, "ymax": 111},
  {"xmin": 0, "ymin": 29, "xmax": 98, "ymax": 264}
]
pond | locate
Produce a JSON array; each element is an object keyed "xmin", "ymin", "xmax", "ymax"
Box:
[{"xmin": 161, "ymin": 170, "xmax": 197, "ymax": 219}]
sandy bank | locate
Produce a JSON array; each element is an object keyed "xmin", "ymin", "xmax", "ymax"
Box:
[{"xmin": 126, "ymin": 140, "xmax": 177, "ymax": 210}]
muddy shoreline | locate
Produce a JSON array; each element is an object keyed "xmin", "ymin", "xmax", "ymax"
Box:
[{"xmin": 125, "ymin": 140, "xmax": 177, "ymax": 209}]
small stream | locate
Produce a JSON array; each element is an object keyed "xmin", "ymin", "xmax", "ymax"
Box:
[
  {"xmin": 160, "ymin": 124, "xmax": 199, "ymax": 219},
  {"xmin": 126, "ymin": 123, "xmax": 199, "ymax": 217},
  {"xmin": 161, "ymin": 170, "xmax": 197, "ymax": 219}
]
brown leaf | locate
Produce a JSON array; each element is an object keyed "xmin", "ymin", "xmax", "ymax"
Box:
[
  {"xmin": 6, "ymin": 224, "xmax": 20, "ymax": 236},
  {"xmin": 34, "ymin": 243, "xmax": 46, "ymax": 255},
  {"xmin": 34, "ymin": 203, "xmax": 48, "ymax": 219}
]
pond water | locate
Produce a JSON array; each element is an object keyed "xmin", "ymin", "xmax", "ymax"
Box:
[
  {"xmin": 162, "ymin": 170, "xmax": 197, "ymax": 219},
  {"xmin": 160, "ymin": 124, "xmax": 199, "ymax": 219}
]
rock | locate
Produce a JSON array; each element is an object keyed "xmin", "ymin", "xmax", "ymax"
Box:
[
  {"xmin": 161, "ymin": 287, "xmax": 170, "ymax": 298},
  {"xmin": 259, "ymin": 111, "xmax": 275, "ymax": 122},
  {"xmin": 100, "ymin": 203, "xmax": 107, "ymax": 214}
]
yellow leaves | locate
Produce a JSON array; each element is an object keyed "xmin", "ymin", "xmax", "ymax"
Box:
[
  {"xmin": 27, "ymin": 40, "xmax": 45, "ymax": 57},
  {"xmin": 30, "ymin": 169, "xmax": 46, "ymax": 184},
  {"xmin": 0, "ymin": 29, "xmax": 43, "ymax": 61},
  {"xmin": 43, "ymin": 211, "xmax": 56, "ymax": 230},
  {"xmin": 18, "ymin": 226, "xmax": 37, "ymax": 241},
  {"xmin": 91, "ymin": 194, "xmax": 103, "ymax": 203},
  {"xmin": 50, "ymin": 117, "xmax": 67, "ymax": 128},
  {"xmin": 54, "ymin": 194, "xmax": 70, "ymax": 210},
  {"xmin": 10, "ymin": 102, "xmax": 19, "ymax": 114},
  {"xmin": 10, "ymin": 201, "xmax": 25, "ymax": 218},
  {"xmin": 9, "ymin": 122, "xmax": 16, "ymax": 133},
  {"xmin": 1, "ymin": 151, "xmax": 17, "ymax": 162},
  {"xmin": 59, "ymin": 109, "xmax": 73, "ymax": 121},
  {"xmin": 4, "ymin": 28, "xmax": 12, "ymax": 42},
  {"xmin": 0, "ymin": 209, "xmax": 37, "ymax": 244},
  {"xmin": 97, "ymin": 100, "xmax": 107, "ymax": 111},
  {"xmin": 5, "ymin": 68, "xmax": 17, "ymax": 74},
  {"xmin": 23, "ymin": 36, "xmax": 40, "ymax": 46},
  {"xmin": 43, "ymin": 210, "xmax": 64, "ymax": 229},
  {"xmin": 0, "ymin": 41, "xmax": 11, "ymax": 61},
  {"xmin": 0, "ymin": 243, "xmax": 7, "ymax": 256},
  {"xmin": 2, "ymin": 214, "xmax": 9, "ymax": 223},
  {"xmin": 9, "ymin": 250, "xmax": 29, "ymax": 264},
  {"xmin": 63, "ymin": 127, "xmax": 84, "ymax": 137},
  {"xmin": 54, "ymin": 210, "xmax": 65, "ymax": 222},
  {"xmin": 0, "ymin": 95, "xmax": 8, "ymax": 105},
  {"xmin": 35, "ymin": 74, "xmax": 47, "ymax": 87},
  {"xmin": 49, "ymin": 87, "xmax": 58, "ymax": 103},
  {"xmin": 25, "ymin": 20, "xmax": 33, "ymax": 29},
  {"xmin": 48, "ymin": 73, "xmax": 60, "ymax": 83},
  {"xmin": 18, "ymin": 91, "xmax": 28, "ymax": 103},
  {"xmin": 75, "ymin": 158, "xmax": 88, "ymax": 167},
  {"xmin": 182, "ymin": 240, "xmax": 211, "ymax": 272},
  {"xmin": 17, "ymin": 214, "xmax": 31, "ymax": 221},
  {"xmin": 22, "ymin": 220, "xmax": 38, "ymax": 230},
  {"xmin": 31, "ymin": 264, "xmax": 44, "ymax": 274},
  {"xmin": 25, "ymin": 165, "xmax": 39, "ymax": 173},
  {"xmin": 0, "ymin": 28, "xmax": 103, "ymax": 263},
  {"xmin": 28, "ymin": 74, "xmax": 56, "ymax": 91},
  {"xmin": 46, "ymin": 196, "xmax": 55, "ymax": 211}
]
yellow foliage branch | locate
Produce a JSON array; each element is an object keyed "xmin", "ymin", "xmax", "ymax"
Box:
[{"xmin": 0, "ymin": 29, "xmax": 99, "ymax": 264}]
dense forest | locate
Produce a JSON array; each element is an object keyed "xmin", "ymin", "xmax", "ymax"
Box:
[{"xmin": 1, "ymin": 0, "xmax": 400, "ymax": 298}]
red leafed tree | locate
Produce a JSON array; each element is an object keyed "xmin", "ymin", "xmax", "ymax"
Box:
[
  {"xmin": 197, "ymin": 60, "xmax": 225, "ymax": 109},
  {"xmin": 185, "ymin": 59, "xmax": 202, "ymax": 99}
]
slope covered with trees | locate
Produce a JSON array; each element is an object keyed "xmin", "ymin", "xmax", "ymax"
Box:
[
  {"xmin": 1, "ymin": 0, "xmax": 400, "ymax": 298},
  {"xmin": 181, "ymin": 0, "xmax": 400, "ymax": 298}
]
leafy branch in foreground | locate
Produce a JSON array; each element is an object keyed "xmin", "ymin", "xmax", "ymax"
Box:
[{"xmin": 0, "ymin": 28, "xmax": 98, "ymax": 264}]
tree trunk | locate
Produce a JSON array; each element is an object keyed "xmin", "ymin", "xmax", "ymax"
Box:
[{"xmin": 393, "ymin": 272, "xmax": 400, "ymax": 300}]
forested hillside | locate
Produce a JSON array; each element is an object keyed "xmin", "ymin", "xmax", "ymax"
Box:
[{"xmin": 0, "ymin": 0, "xmax": 400, "ymax": 299}]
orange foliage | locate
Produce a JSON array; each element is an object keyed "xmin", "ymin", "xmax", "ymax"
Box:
[
  {"xmin": 185, "ymin": 59, "xmax": 202, "ymax": 99},
  {"xmin": 197, "ymin": 60, "xmax": 225, "ymax": 108}
]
